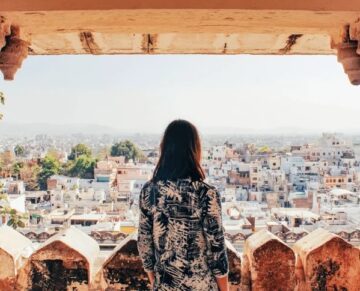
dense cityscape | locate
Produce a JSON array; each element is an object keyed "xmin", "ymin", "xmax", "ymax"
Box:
[{"xmin": 1, "ymin": 132, "xmax": 360, "ymax": 253}]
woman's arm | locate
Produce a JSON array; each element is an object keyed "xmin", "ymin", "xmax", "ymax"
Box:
[
  {"xmin": 146, "ymin": 271, "xmax": 155, "ymax": 288},
  {"xmin": 215, "ymin": 274, "xmax": 230, "ymax": 291},
  {"xmin": 137, "ymin": 185, "xmax": 156, "ymax": 282},
  {"xmin": 202, "ymin": 188, "xmax": 229, "ymax": 291}
]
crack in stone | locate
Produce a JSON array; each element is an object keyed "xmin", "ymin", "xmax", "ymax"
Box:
[
  {"xmin": 279, "ymin": 34, "xmax": 303, "ymax": 54},
  {"xmin": 79, "ymin": 31, "xmax": 100, "ymax": 55}
]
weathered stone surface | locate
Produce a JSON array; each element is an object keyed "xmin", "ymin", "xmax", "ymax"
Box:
[
  {"xmin": 20, "ymin": 226, "xmax": 100, "ymax": 290},
  {"xmin": 243, "ymin": 229, "xmax": 296, "ymax": 291},
  {"xmin": 226, "ymin": 240, "xmax": 242, "ymax": 290},
  {"xmin": 0, "ymin": 226, "xmax": 359, "ymax": 290},
  {"xmin": 0, "ymin": 225, "xmax": 33, "ymax": 291},
  {"xmin": 293, "ymin": 228, "xmax": 360, "ymax": 291},
  {"xmin": 350, "ymin": 19, "xmax": 360, "ymax": 54},
  {"xmin": 2, "ymin": 1, "xmax": 360, "ymax": 84},
  {"xmin": 335, "ymin": 24, "xmax": 360, "ymax": 85},
  {"xmin": 0, "ymin": 25, "xmax": 28, "ymax": 80},
  {"xmin": 3, "ymin": 1, "xmax": 360, "ymax": 56},
  {"xmin": 0, "ymin": 17, "xmax": 10, "ymax": 50},
  {"xmin": 102, "ymin": 233, "xmax": 151, "ymax": 290}
]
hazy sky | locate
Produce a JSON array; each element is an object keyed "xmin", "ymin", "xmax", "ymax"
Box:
[{"xmin": 0, "ymin": 55, "xmax": 359, "ymax": 134}]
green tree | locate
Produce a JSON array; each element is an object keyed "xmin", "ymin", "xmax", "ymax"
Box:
[
  {"xmin": 110, "ymin": 140, "xmax": 143, "ymax": 162},
  {"xmin": 96, "ymin": 146, "xmax": 110, "ymax": 160},
  {"xmin": 14, "ymin": 145, "xmax": 25, "ymax": 157},
  {"xmin": 6, "ymin": 208, "xmax": 26, "ymax": 229},
  {"xmin": 0, "ymin": 194, "xmax": 26, "ymax": 229},
  {"xmin": 258, "ymin": 145, "xmax": 272, "ymax": 154},
  {"xmin": 38, "ymin": 155, "xmax": 60, "ymax": 190},
  {"xmin": 47, "ymin": 148, "xmax": 62, "ymax": 161},
  {"xmin": 21, "ymin": 163, "xmax": 41, "ymax": 191},
  {"xmin": 68, "ymin": 144, "xmax": 92, "ymax": 160},
  {"xmin": 12, "ymin": 161, "xmax": 24, "ymax": 180},
  {"xmin": 68, "ymin": 155, "xmax": 96, "ymax": 179}
]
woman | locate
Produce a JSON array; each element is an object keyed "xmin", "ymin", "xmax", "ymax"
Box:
[{"xmin": 137, "ymin": 120, "xmax": 229, "ymax": 291}]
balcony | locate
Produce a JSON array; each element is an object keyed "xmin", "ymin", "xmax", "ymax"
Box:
[{"xmin": 0, "ymin": 225, "xmax": 359, "ymax": 290}]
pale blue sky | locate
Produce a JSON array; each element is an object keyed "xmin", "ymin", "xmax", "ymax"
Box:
[{"xmin": 0, "ymin": 55, "xmax": 359, "ymax": 134}]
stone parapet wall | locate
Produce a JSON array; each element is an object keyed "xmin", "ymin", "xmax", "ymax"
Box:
[{"xmin": 0, "ymin": 225, "xmax": 359, "ymax": 290}]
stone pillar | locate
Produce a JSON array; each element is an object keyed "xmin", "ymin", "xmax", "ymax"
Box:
[
  {"xmin": 293, "ymin": 228, "xmax": 360, "ymax": 291},
  {"xmin": 226, "ymin": 240, "xmax": 242, "ymax": 290},
  {"xmin": 102, "ymin": 234, "xmax": 151, "ymax": 290},
  {"xmin": 243, "ymin": 229, "xmax": 296, "ymax": 291},
  {"xmin": 0, "ymin": 225, "xmax": 33, "ymax": 291},
  {"xmin": 0, "ymin": 25, "xmax": 29, "ymax": 80},
  {"xmin": 18, "ymin": 226, "xmax": 100, "ymax": 290}
]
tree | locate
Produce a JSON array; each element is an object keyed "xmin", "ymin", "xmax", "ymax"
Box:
[
  {"xmin": 38, "ymin": 155, "xmax": 60, "ymax": 190},
  {"xmin": 6, "ymin": 208, "xmax": 26, "ymax": 229},
  {"xmin": 47, "ymin": 148, "xmax": 62, "ymax": 161},
  {"xmin": 110, "ymin": 140, "xmax": 143, "ymax": 162},
  {"xmin": 258, "ymin": 145, "xmax": 272, "ymax": 154},
  {"xmin": 68, "ymin": 144, "xmax": 92, "ymax": 160},
  {"xmin": 20, "ymin": 162, "xmax": 40, "ymax": 191},
  {"xmin": 0, "ymin": 193, "xmax": 26, "ymax": 229},
  {"xmin": 96, "ymin": 146, "xmax": 110, "ymax": 160},
  {"xmin": 68, "ymin": 155, "xmax": 96, "ymax": 179},
  {"xmin": 14, "ymin": 145, "xmax": 25, "ymax": 157},
  {"xmin": 12, "ymin": 161, "xmax": 24, "ymax": 180}
]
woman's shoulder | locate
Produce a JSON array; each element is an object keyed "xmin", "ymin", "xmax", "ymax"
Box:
[
  {"xmin": 193, "ymin": 180, "xmax": 219, "ymax": 200},
  {"xmin": 141, "ymin": 180, "xmax": 156, "ymax": 192},
  {"xmin": 196, "ymin": 180, "xmax": 217, "ymax": 191}
]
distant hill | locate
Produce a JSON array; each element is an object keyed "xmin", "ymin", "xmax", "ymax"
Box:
[{"xmin": 0, "ymin": 122, "xmax": 121, "ymax": 136}]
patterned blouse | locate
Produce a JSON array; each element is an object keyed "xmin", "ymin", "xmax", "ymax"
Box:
[{"xmin": 137, "ymin": 178, "xmax": 229, "ymax": 291}]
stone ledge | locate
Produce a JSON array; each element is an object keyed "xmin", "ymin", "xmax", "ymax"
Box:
[{"xmin": 0, "ymin": 225, "xmax": 359, "ymax": 290}]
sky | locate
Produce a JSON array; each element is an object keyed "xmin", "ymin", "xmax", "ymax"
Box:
[{"xmin": 0, "ymin": 54, "xmax": 359, "ymax": 134}]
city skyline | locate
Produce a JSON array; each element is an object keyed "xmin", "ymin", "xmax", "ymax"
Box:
[{"xmin": 1, "ymin": 54, "xmax": 360, "ymax": 134}]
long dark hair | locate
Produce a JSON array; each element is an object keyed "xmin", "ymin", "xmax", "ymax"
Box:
[{"xmin": 152, "ymin": 119, "xmax": 205, "ymax": 182}]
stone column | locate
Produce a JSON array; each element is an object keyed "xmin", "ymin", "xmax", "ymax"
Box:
[
  {"xmin": 243, "ymin": 229, "xmax": 296, "ymax": 291},
  {"xmin": 293, "ymin": 228, "xmax": 360, "ymax": 291}
]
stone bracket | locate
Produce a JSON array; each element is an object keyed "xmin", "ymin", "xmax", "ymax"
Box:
[
  {"xmin": 334, "ymin": 21, "xmax": 360, "ymax": 85},
  {"xmin": 0, "ymin": 24, "xmax": 29, "ymax": 80},
  {"xmin": 0, "ymin": 16, "xmax": 11, "ymax": 50}
]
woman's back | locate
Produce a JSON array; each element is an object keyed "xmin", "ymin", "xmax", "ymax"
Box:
[{"xmin": 138, "ymin": 178, "xmax": 229, "ymax": 291}]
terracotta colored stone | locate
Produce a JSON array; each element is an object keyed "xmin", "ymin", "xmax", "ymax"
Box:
[
  {"xmin": 226, "ymin": 240, "xmax": 242, "ymax": 290},
  {"xmin": 243, "ymin": 229, "xmax": 296, "ymax": 291},
  {"xmin": 2, "ymin": 1, "xmax": 360, "ymax": 56},
  {"xmin": 2, "ymin": 1, "xmax": 360, "ymax": 84},
  {"xmin": 293, "ymin": 228, "xmax": 360, "ymax": 291},
  {"xmin": 19, "ymin": 226, "xmax": 100, "ymax": 290},
  {"xmin": 0, "ymin": 17, "xmax": 10, "ymax": 50},
  {"xmin": 0, "ymin": 225, "xmax": 33, "ymax": 291},
  {"xmin": 350, "ymin": 19, "xmax": 360, "ymax": 54},
  {"xmin": 335, "ymin": 24, "xmax": 360, "ymax": 85},
  {"xmin": 0, "ymin": 25, "xmax": 28, "ymax": 80},
  {"xmin": 102, "ymin": 233, "xmax": 150, "ymax": 290}
]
